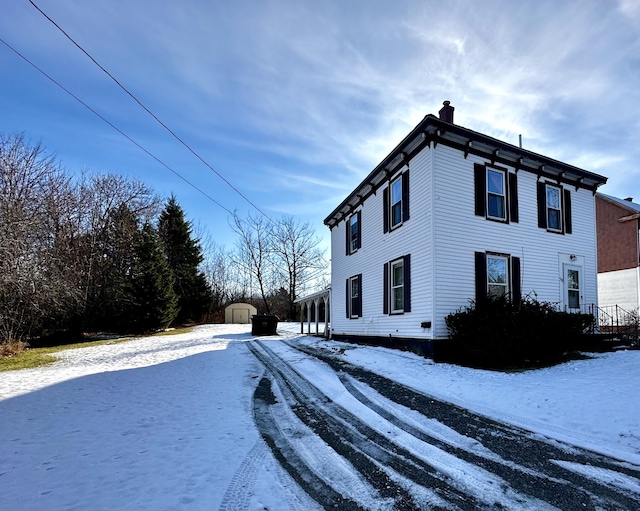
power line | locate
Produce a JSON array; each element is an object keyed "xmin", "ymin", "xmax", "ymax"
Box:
[
  {"xmin": 27, "ymin": 0, "xmax": 273, "ymax": 224},
  {"xmin": 0, "ymin": 36, "xmax": 235, "ymax": 217}
]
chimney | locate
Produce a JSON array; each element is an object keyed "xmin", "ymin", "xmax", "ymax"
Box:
[
  {"xmin": 624, "ymin": 197, "xmax": 634, "ymax": 202},
  {"xmin": 439, "ymin": 100, "xmax": 454, "ymax": 123}
]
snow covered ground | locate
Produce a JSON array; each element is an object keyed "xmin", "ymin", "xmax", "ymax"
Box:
[{"xmin": 1, "ymin": 322, "xmax": 639, "ymax": 510}]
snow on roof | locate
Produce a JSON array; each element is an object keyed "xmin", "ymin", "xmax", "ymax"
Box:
[{"xmin": 598, "ymin": 192, "xmax": 640, "ymax": 214}]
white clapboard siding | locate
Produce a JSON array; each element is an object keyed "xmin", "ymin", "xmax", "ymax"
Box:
[
  {"xmin": 330, "ymin": 145, "xmax": 434, "ymax": 341},
  {"xmin": 331, "ymin": 140, "xmax": 599, "ymax": 341}
]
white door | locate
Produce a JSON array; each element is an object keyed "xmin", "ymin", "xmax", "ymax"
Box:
[{"xmin": 564, "ymin": 264, "xmax": 583, "ymax": 311}]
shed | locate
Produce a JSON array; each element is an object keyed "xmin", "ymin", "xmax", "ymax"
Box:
[{"xmin": 224, "ymin": 303, "xmax": 257, "ymax": 324}]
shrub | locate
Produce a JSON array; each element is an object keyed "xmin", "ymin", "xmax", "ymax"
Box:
[
  {"xmin": 0, "ymin": 338, "xmax": 29, "ymax": 358},
  {"xmin": 442, "ymin": 295, "xmax": 594, "ymax": 369}
]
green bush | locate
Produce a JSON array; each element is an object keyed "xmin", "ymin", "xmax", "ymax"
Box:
[{"xmin": 442, "ymin": 296, "xmax": 594, "ymax": 369}]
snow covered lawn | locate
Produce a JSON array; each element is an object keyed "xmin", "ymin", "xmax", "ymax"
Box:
[{"xmin": 1, "ymin": 323, "xmax": 639, "ymax": 510}]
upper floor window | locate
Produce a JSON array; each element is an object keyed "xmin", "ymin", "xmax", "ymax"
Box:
[
  {"xmin": 346, "ymin": 211, "xmax": 361, "ymax": 255},
  {"xmin": 546, "ymin": 185, "xmax": 562, "ymax": 231},
  {"xmin": 487, "ymin": 169, "xmax": 506, "ymax": 220},
  {"xmin": 474, "ymin": 163, "xmax": 518, "ymax": 223},
  {"xmin": 390, "ymin": 177, "xmax": 403, "ymax": 228},
  {"xmin": 537, "ymin": 182, "xmax": 572, "ymax": 234},
  {"xmin": 383, "ymin": 170, "xmax": 410, "ymax": 233},
  {"xmin": 383, "ymin": 254, "xmax": 411, "ymax": 314}
]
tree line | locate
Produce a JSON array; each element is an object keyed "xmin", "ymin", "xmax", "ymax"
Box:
[{"xmin": 0, "ymin": 134, "xmax": 327, "ymax": 348}]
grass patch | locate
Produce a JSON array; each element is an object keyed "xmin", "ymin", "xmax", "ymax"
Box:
[{"xmin": 0, "ymin": 327, "xmax": 194, "ymax": 372}]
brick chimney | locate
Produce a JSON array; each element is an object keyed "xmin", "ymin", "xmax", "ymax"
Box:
[{"xmin": 439, "ymin": 100, "xmax": 454, "ymax": 123}]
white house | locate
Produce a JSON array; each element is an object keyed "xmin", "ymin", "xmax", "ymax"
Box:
[{"xmin": 324, "ymin": 101, "xmax": 607, "ymax": 354}]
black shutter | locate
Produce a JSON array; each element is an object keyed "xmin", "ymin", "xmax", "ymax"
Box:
[
  {"xmin": 402, "ymin": 169, "xmax": 410, "ymax": 222},
  {"xmin": 563, "ymin": 189, "xmax": 572, "ymax": 234},
  {"xmin": 356, "ymin": 274, "xmax": 362, "ymax": 317},
  {"xmin": 511, "ymin": 256, "xmax": 521, "ymax": 306},
  {"xmin": 509, "ymin": 172, "xmax": 519, "ymax": 223},
  {"xmin": 346, "ymin": 278, "xmax": 350, "ymax": 318},
  {"xmin": 383, "ymin": 187, "xmax": 389, "ymax": 233},
  {"xmin": 383, "ymin": 262, "xmax": 389, "ymax": 314},
  {"xmin": 356, "ymin": 211, "xmax": 362, "ymax": 249},
  {"xmin": 475, "ymin": 252, "xmax": 487, "ymax": 302},
  {"xmin": 537, "ymin": 182, "xmax": 547, "ymax": 229},
  {"xmin": 474, "ymin": 163, "xmax": 486, "ymax": 217},
  {"xmin": 403, "ymin": 254, "xmax": 411, "ymax": 312}
]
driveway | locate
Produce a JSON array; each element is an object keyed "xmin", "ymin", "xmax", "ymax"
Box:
[{"xmin": 245, "ymin": 339, "xmax": 640, "ymax": 511}]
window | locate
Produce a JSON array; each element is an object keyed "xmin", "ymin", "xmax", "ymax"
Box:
[
  {"xmin": 346, "ymin": 274, "xmax": 362, "ymax": 318},
  {"xmin": 537, "ymin": 182, "xmax": 572, "ymax": 234},
  {"xmin": 391, "ymin": 259, "xmax": 404, "ymax": 313},
  {"xmin": 475, "ymin": 251, "xmax": 521, "ymax": 304},
  {"xmin": 546, "ymin": 185, "xmax": 562, "ymax": 231},
  {"xmin": 383, "ymin": 170, "xmax": 410, "ymax": 232},
  {"xmin": 383, "ymin": 255, "xmax": 411, "ymax": 314},
  {"xmin": 487, "ymin": 169, "xmax": 506, "ymax": 220},
  {"xmin": 346, "ymin": 211, "xmax": 361, "ymax": 255},
  {"xmin": 567, "ymin": 268, "xmax": 580, "ymax": 309},
  {"xmin": 487, "ymin": 255, "xmax": 509, "ymax": 298},
  {"xmin": 474, "ymin": 163, "xmax": 518, "ymax": 223},
  {"xmin": 390, "ymin": 177, "xmax": 403, "ymax": 228}
]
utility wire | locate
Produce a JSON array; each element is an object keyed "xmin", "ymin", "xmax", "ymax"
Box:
[
  {"xmin": 27, "ymin": 0, "xmax": 273, "ymax": 223},
  {"xmin": 0, "ymin": 36, "xmax": 235, "ymax": 217}
]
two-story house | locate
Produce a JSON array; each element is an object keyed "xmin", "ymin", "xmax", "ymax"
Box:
[
  {"xmin": 324, "ymin": 101, "xmax": 608, "ymax": 354},
  {"xmin": 596, "ymin": 193, "xmax": 640, "ymax": 312}
]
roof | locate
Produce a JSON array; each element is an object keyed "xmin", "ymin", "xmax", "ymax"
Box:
[
  {"xmin": 597, "ymin": 192, "xmax": 640, "ymax": 214},
  {"xmin": 324, "ymin": 113, "xmax": 608, "ymax": 228}
]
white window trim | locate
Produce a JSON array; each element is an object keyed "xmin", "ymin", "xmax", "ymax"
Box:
[
  {"xmin": 390, "ymin": 258, "xmax": 404, "ymax": 313},
  {"xmin": 390, "ymin": 175, "xmax": 403, "ymax": 230},
  {"xmin": 349, "ymin": 214, "xmax": 359, "ymax": 254},
  {"xmin": 546, "ymin": 184, "xmax": 563, "ymax": 232},
  {"xmin": 486, "ymin": 168, "xmax": 507, "ymax": 221},
  {"xmin": 486, "ymin": 254, "xmax": 509, "ymax": 298},
  {"xmin": 349, "ymin": 275, "xmax": 360, "ymax": 318}
]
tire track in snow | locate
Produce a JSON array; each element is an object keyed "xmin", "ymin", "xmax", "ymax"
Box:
[
  {"xmin": 285, "ymin": 340, "xmax": 640, "ymax": 510},
  {"xmin": 249, "ymin": 340, "xmax": 559, "ymax": 510},
  {"xmin": 219, "ymin": 440, "xmax": 269, "ymax": 511}
]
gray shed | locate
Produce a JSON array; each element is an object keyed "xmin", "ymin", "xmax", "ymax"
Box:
[{"xmin": 225, "ymin": 303, "xmax": 257, "ymax": 324}]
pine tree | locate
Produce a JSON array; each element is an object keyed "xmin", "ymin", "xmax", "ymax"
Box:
[
  {"xmin": 158, "ymin": 196, "xmax": 214, "ymax": 324},
  {"xmin": 130, "ymin": 222, "xmax": 179, "ymax": 332}
]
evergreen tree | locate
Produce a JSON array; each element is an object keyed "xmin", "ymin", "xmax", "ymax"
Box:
[
  {"xmin": 130, "ymin": 222, "xmax": 179, "ymax": 332},
  {"xmin": 158, "ymin": 196, "xmax": 214, "ymax": 324}
]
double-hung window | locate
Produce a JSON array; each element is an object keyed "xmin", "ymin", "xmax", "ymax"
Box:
[
  {"xmin": 390, "ymin": 177, "xmax": 403, "ymax": 228},
  {"xmin": 383, "ymin": 255, "xmax": 411, "ymax": 314},
  {"xmin": 390, "ymin": 258, "xmax": 404, "ymax": 313},
  {"xmin": 486, "ymin": 254, "xmax": 509, "ymax": 298},
  {"xmin": 474, "ymin": 163, "xmax": 518, "ymax": 223},
  {"xmin": 537, "ymin": 182, "xmax": 572, "ymax": 234},
  {"xmin": 346, "ymin": 274, "xmax": 362, "ymax": 318},
  {"xmin": 383, "ymin": 170, "xmax": 410, "ymax": 232},
  {"xmin": 346, "ymin": 211, "xmax": 361, "ymax": 255},
  {"xmin": 475, "ymin": 251, "xmax": 521, "ymax": 304},
  {"xmin": 487, "ymin": 169, "xmax": 506, "ymax": 221},
  {"xmin": 546, "ymin": 185, "xmax": 562, "ymax": 232}
]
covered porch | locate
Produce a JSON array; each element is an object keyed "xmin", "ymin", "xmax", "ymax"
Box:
[{"xmin": 295, "ymin": 288, "xmax": 330, "ymax": 338}]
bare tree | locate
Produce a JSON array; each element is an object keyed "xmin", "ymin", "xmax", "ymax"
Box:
[
  {"xmin": 271, "ymin": 216, "xmax": 327, "ymax": 320},
  {"xmin": 230, "ymin": 212, "xmax": 275, "ymax": 313},
  {"xmin": 0, "ymin": 134, "xmax": 76, "ymax": 343}
]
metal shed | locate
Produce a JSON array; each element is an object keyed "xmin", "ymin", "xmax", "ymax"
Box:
[{"xmin": 224, "ymin": 303, "xmax": 257, "ymax": 324}]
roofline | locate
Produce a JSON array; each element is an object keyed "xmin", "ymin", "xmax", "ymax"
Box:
[
  {"xmin": 596, "ymin": 192, "xmax": 640, "ymax": 214},
  {"xmin": 324, "ymin": 115, "xmax": 608, "ymax": 228}
]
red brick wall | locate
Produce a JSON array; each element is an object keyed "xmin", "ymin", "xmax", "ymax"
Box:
[{"xmin": 596, "ymin": 196, "xmax": 639, "ymax": 272}]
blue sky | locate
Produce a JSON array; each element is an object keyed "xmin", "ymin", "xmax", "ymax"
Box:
[{"xmin": 2, "ymin": 0, "xmax": 640, "ymax": 252}]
